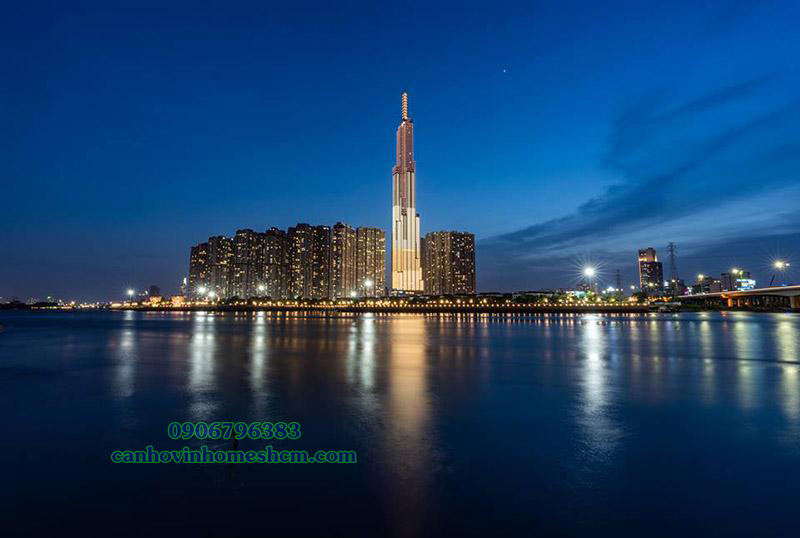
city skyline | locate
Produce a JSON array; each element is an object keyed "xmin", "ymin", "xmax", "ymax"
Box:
[{"xmin": 2, "ymin": 2, "xmax": 800, "ymax": 300}]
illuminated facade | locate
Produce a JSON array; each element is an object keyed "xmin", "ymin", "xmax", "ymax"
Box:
[
  {"xmin": 231, "ymin": 229, "xmax": 265, "ymax": 298},
  {"xmin": 264, "ymin": 227, "xmax": 290, "ymax": 299},
  {"xmin": 356, "ymin": 227, "xmax": 386, "ymax": 297},
  {"xmin": 391, "ymin": 92, "xmax": 424, "ymax": 293},
  {"xmin": 638, "ymin": 247, "xmax": 664, "ymax": 292},
  {"xmin": 189, "ymin": 223, "xmax": 386, "ymax": 301},
  {"xmin": 422, "ymin": 231, "xmax": 476, "ymax": 295},
  {"xmin": 188, "ymin": 242, "xmax": 209, "ymax": 297},
  {"xmin": 207, "ymin": 235, "xmax": 233, "ymax": 297},
  {"xmin": 332, "ymin": 222, "xmax": 357, "ymax": 299},
  {"xmin": 288, "ymin": 223, "xmax": 332, "ymax": 299}
]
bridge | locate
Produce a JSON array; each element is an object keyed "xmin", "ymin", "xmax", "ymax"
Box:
[{"xmin": 681, "ymin": 285, "xmax": 800, "ymax": 310}]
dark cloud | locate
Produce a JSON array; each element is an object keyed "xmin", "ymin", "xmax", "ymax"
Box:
[{"xmin": 480, "ymin": 76, "xmax": 800, "ymax": 290}]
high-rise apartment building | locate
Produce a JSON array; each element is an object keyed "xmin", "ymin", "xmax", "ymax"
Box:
[
  {"xmin": 391, "ymin": 92, "xmax": 424, "ymax": 293},
  {"xmin": 208, "ymin": 235, "xmax": 234, "ymax": 298},
  {"xmin": 264, "ymin": 227, "xmax": 290, "ymax": 299},
  {"xmin": 332, "ymin": 222, "xmax": 357, "ymax": 299},
  {"xmin": 231, "ymin": 229, "xmax": 264, "ymax": 298},
  {"xmin": 189, "ymin": 223, "xmax": 387, "ymax": 301},
  {"xmin": 356, "ymin": 227, "xmax": 385, "ymax": 297},
  {"xmin": 422, "ymin": 231, "xmax": 476, "ymax": 295},
  {"xmin": 188, "ymin": 242, "xmax": 209, "ymax": 297},
  {"xmin": 288, "ymin": 224, "xmax": 332, "ymax": 299},
  {"xmin": 638, "ymin": 248, "xmax": 664, "ymax": 292}
]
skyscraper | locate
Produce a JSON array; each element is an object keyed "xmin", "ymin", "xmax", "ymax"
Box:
[
  {"xmin": 332, "ymin": 222, "xmax": 357, "ymax": 299},
  {"xmin": 208, "ymin": 235, "xmax": 233, "ymax": 298},
  {"xmin": 188, "ymin": 242, "xmax": 209, "ymax": 297},
  {"xmin": 391, "ymin": 92, "xmax": 424, "ymax": 293},
  {"xmin": 231, "ymin": 229, "xmax": 263, "ymax": 298},
  {"xmin": 356, "ymin": 227, "xmax": 385, "ymax": 297},
  {"xmin": 264, "ymin": 227, "xmax": 290, "ymax": 299},
  {"xmin": 422, "ymin": 231, "xmax": 476, "ymax": 295},
  {"xmin": 638, "ymin": 247, "xmax": 664, "ymax": 292},
  {"xmin": 288, "ymin": 223, "xmax": 332, "ymax": 299}
]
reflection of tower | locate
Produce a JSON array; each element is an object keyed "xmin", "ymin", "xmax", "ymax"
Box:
[
  {"xmin": 391, "ymin": 92, "xmax": 424, "ymax": 292},
  {"xmin": 383, "ymin": 317, "xmax": 433, "ymax": 536}
]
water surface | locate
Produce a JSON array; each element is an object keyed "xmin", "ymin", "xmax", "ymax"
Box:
[{"xmin": 1, "ymin": 311, "xmax": 799, "ymax": 536}]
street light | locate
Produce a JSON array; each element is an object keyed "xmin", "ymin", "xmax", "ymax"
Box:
[
  {"xmin": 770, "ymin": 260, "xmax": 790, "ymax": 286},
  {"xmin": 257, "ymin": 284, "xmax": 266, "ymax": 293},
  {"xmin": 582, "ymin": 266, "xmax": 596, "ymax": 278},
  {"xmin": 126, "ymin": 288, "xmax": 135, "ymax": 298}
]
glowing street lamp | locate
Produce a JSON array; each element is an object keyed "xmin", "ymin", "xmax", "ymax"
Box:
[
  {"xmin": 257, "ymin": 284, "xmax": 266, "ymax": 294},
  {"xmin": 770, "ymin": 260, "xmax": 790, "ymax": 286},
  {"xmin": 582, "ymin": 266, "xmax": 596, "ymax": 279},
  {"xmin": 126, "ymin": 288, "xmax": 135, "ymax": 298},
  {"xmin": 198, "ymin": 285, "xmax": 207, "ymax": 295}
]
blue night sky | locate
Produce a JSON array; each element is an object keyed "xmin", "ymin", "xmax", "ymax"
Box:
[{"xmin": 2, "ymin": 1, "xmax": 799, "ymax": 300}]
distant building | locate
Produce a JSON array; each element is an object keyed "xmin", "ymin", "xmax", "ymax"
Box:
[
  {"xmin": 721, "ymin": 270, "xmax": 755, "ymax": 291},
  {"xmin": 288, "ymin": 224, "xmax": 331, "ymax": 299},
  {"xmin": 666, "ymin": 279, "xmax": 687, "ymax": 296},
  {"xmin": 189, "ymin": 222, "xmax": 386, "ymax": 301},
  {"xmin": 148, "ymin": 285, "xmax": 161, "ymax": 298},
  {"xmin": 188, "ymin": 242, "xmax": 209, "ymax": 298},
  {"xmin": 332, "ymin": 222, "xmax": 357, "ymax": 299},
  {"xmin": 692, "ymin": 274, "xmax": 722, "ymax": 294},
  {"xmin": 638, "ymin": 248, "xmax": 664, "ymax": 293},
  {"xmin": 422, "ymin": 231, "xmax": 476, "ymax": 295},
  {"xmin": 230, "ymin": 229, "xmax": 265, "ymax": 299},
  {"xmin": 207, "ymin": 235, "xmax": 233, "ymax": 298},
  {"xmin": 356, "ymin": 227, "xmax": 386, "ymax": 297},
  {"xmin": 264, "ymin": 227, "xmax": 290, "ymax": 299}
]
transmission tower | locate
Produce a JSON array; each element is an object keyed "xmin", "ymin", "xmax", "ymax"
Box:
[
  {"xmin": 615, "ymin": 269, "xmax": 622, "ymax": 292},
  {"xmin": 667, "ymin": 242, "xmax": 679, "ymax": 281}
]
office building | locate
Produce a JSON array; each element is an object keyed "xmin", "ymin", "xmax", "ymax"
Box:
[
  {"xmin": 638, "ymin": 248, "xmax": 664, "ymax": 293},
  {"xmin": 391, "ymin": 92, "xmax": 424, "ymax": 292}
]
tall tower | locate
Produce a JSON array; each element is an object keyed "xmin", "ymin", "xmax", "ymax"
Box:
[{"xmin": 391, "ymin": 92, "xmax": 424, "ymax": 292}]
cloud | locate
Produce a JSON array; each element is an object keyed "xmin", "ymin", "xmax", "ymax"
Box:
[{"xmin": 479, "ymin": 75, "xmax": 800, "ymax": 290}]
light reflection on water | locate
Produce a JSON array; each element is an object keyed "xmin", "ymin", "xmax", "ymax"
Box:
[
  {"xmin": 5, "ymin": 310, "xmax": 800, "ymax": 535},
  {"xmin": 105, "ymin": 311, "xmax": 800, "ymax": 444}
]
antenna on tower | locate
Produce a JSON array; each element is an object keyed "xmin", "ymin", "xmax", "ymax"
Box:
[
  {"xmin": 667, "ymin": 242, "xmax": 679, "ymax": 281},
  {"xmin": 402, "ymin": 92, "xmax": 409, "ymax": 120}
]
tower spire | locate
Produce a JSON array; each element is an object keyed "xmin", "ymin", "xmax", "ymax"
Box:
[{"xmin": 402, "ymin": 92, "xmax": 408, "ymax": 120}]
